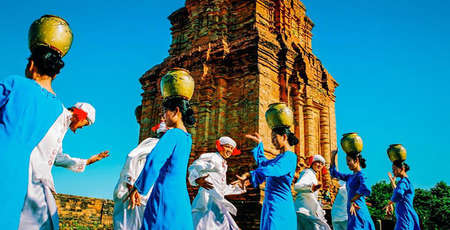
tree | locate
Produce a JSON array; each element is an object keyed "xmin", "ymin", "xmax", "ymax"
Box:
[
  {"xmin": 426, "ymin": 181, "xmax": 449, "ymax": 229},
  {"xmin": 414, "ymin": 188, "xmax": 432, "ymax": 228},
  {"xmin": 367, "ymin": 180, "xmax": 393, "ymax": 221}
]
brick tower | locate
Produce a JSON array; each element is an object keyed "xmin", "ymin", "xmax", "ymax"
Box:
[{"xmin": 138, "ymin": 0, "xmax": 338, "ymax": 228}]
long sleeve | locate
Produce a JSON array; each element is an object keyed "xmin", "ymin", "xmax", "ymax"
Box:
[
  {"xmin": 252, "ymin": 142, "xmax": 269, "ymax": 165},
  {"xmin": 113, "ymin": 139, "xmax": 159, "ymax": 201},
  {"xmin": 125, "ymin": 138, "xmax": 159, "ymax": 186},
  {"xmin": 54, "ymin": 147, "xmax": 87, "ymax": 172},
  {"xmin": 294, "ymin": 169, "xmax": 315, "ymax": 193},
  {"xmin": 391, "ymin": 180, "xmax": 407, "ymax": 202},
  {"xmin": 113, "ymin": 157, "xmax": 133, "ymax": 201},
  {"xmin": 330, "ymin": 165, "xmax": 351, "ymax": 181},
  {"xmin": 355, "ymin": 173, "xmax": 371, "ymax": 197},
  {"xmin": 250, "ymin": 151, "xmax": 297, "ymax": 187},
  {"xmin": 250, "ymin": 170, "xmax": 266, "ymax": 187},
  {"xmin": 134, "ymin": 129, "xmax": 177, "ymax": 195},
  {"xmin": 188, "ymin": 153, "xmax": 217, "ymax": 186},
  {"xmin": 115, "ymin": 157, "xmax": 150, "ymax": 201},
  {"xmin": 122, "ymin": 157, "xmax": 137, "ymax": 186}
]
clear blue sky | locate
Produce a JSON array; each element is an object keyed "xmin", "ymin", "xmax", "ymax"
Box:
[{"xmin": 1, "ymin": 0, "xmax": 448, "ymax": 199}]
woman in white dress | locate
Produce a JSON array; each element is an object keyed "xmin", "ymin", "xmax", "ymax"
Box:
[
  {"xmin": 294, "ymin": 154, "xmax": 331, "ymax": 230},
  {"xmin": 188, "ymin": 136, "xmax": 249, "ymax": 230},
  {"xmin": 19, "ymin": 103, "xmax": 109, "ymax": 230}
]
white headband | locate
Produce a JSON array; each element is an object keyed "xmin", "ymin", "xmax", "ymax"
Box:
[
  {"xmin": 312, "ymin": 154, "xmax": 326, "ymax": 164},
  {"xmin": 74, "ymin": 102, "xmax": 96, "ymax": 124},
  {"xmin": 219, "ymin": 136, "xmax": 236, "ymax": 148}
]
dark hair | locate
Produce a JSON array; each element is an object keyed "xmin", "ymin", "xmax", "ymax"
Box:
[
  {"xmin": 347, "ymin": 152, "xmax": 367, "ymax": 168},
  {"xmin": 28, "ymin": 46, "xmax": 65, "ymax": 77},
  {"xmin": 393, "ymin": 160, "xmax": 410, "ymax": 172},
  {"xmin": 272, "ymin": 126, "xmax": 299, "ymax": 146},
  {"xmin": 135, "ymin": 105, "xmax": 142, "ymax": 117},
  {"xmin": 135, "ymin": 105, "xmax": 142, "ymax": 116},
  {"xmin": 135, "ymin": 105, "xmax": 143, "ymax": 124},
  {"xmin": 162, "ymin": 97, "xmax": 195, "ymax": 126}
]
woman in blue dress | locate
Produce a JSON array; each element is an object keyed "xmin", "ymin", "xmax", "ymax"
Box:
[
  {"xmin": 1, "ymin": 46, "xmax": 66, "ymax": 229},
  {"xmin": 128, "ymin": 96, "xmax": 196, "ymax": 230},
  {"xmin": 240, "ymin": 126, "xmax": 298, "ymax": 230},
  {"xmin": 385, "ymin": 161, "xmax": 421, "ymax": 230},
  {"xmin": 330, "ymin": 150, "xmax": 375, "ymax": 230}
]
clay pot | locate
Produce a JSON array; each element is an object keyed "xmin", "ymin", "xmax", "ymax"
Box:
[
  {"xmin": 387, "ymin": 144, "xmax": 407, "ymax": 162},
  {"xmin": 28, "ymin": 15, "xmax": 73, "ymax": 57},
  {"xmin": 160, "ymin": 68, "xmax": 195, "ymax": 100},
  {"xmin": 265, "ymin": 103, "xmax": 294, "ymax": 129},
  {"xmin": 340, "ymin": 133, "xmax": 363, "ymax": 154}
]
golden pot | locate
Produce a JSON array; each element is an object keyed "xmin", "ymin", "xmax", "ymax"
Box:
[
  {"xmin": 387, "ymin": 144, "xmax": 407, "ymax": 162},
  {"xmin": 28, "ymin": 15, "xmax": 73, "ymax": 57},
  {"xmin": 265, "ymin": 103, "xmax": 294, "ymax": 129},
  {"xmin": 160, "ymin": 68, "xmax": 195, "ymax": 100},
  {"xmin": 340, "ymin": 133, "xmax": 363, "ymax": 154}
]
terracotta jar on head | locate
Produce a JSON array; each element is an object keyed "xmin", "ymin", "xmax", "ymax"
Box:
[
  {"xmin": 265, "ymin": 103, "xmax": 294, "ymax": 130},
  {"xmin": 160, "ymin": 68, "xmax": 195, "ymax": 101},
  {"xmin": 29, "ymin": 15, "xmax": 73, "ymax": 57},
  {"xmin": 340, "ymin": 132, "xmax": 363, "ymax": 155},
  {"xmin": 387, "ymin": 144, "xmax": 407, "ymax": 162}
]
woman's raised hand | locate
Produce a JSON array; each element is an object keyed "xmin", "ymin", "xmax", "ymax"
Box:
[
  {"xmin": 388, "ymin": 172, "xmax": 397, "ymax": 189},
  {"xmin": 245, "ymin": 133, "xmax": 262, "ymax": 143}
]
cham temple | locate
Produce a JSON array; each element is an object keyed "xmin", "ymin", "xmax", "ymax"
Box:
[
  {"xmin": 138, "ymin": 0, "xmax": 338, "ymax": 228},
  {"xmin": 56, "ymin": 0, "xmax": 339, "ymax": 229}
]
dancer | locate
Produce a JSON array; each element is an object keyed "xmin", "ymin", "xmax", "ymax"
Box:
[
  {"xmin": 1, "ymin": 15, "xmax": 73, "ymax": 228},
  {"xmin": 330, "ymin": 150, "xmax": 375, "ymax": 230},
  {"xmin": 127, "ymin": 68, "xmax": 196, "ymax": 230},
  {"xmin": 384, "ymin": 161, "xmax": 421, "ymax": 230},
  {"xmin": 189, "ymin": 136, "xmax": 248, "ymax": 230},
  {"xmin": 237, "ymin": 103, "xmax": 298, "ymax": 230},
  {"xmin": 19, "ymin": 102, "xmax": 109, "ymax": 229},
  {"xmin": 241, "ymin": 129, "xmax": 297, "ymax": 230},
  {"xmin": 294, "ymin": 155, "xmax": 331, "ymax": 230},
  {"xmin": 113, "ymin": 108, "xmax": 168, "ymax": 230},
  {"xmin": 331, "ymin": 183, "xmax": 348, "ymax": 230}
]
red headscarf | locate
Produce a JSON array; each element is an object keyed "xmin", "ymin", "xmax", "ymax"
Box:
[
  {"xmin": 72, "ymin": 108, "xmax": 87, "ymax": 121},
  {"xmin": 151, "ymin": 123, "xmax": 160, "ymax": 132}
]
